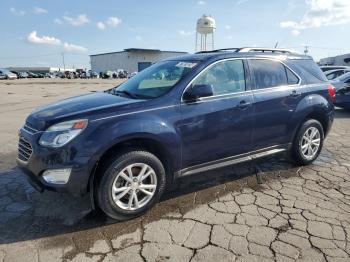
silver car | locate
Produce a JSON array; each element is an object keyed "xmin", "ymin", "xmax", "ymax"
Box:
[{"xmin": 0, "ymin": 69, "xmax": 17, "ymax": 80}]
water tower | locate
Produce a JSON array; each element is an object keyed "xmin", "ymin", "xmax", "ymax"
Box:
[{"xmin": 195, "ymin": 15, "xmax": 216, "ymax": 52}]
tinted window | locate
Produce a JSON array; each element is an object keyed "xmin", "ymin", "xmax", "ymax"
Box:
[
  {"xmin": 286, "ymin": 67, "xmax": 299, "ymax": 85},
  {"xmin": 250, "ymin": 60, "xmax": 287, "ymax": 89},
  {"xmin": 293, "ymin": 59, "xmax": 327, "ymax": 83},
  {"xmin": 192, "ymin": 60, "xmax": 246, "ymax": 95}
]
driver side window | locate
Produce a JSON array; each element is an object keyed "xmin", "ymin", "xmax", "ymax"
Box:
[{"xmin": 192, "ymin": 60, "xmax": 246, "ymax": 96}]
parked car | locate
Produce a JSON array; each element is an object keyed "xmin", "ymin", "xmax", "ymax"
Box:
[
  {"xmin": 45, "ymin": 73, "xmax": 56, "ymax": 78},
  {"xmin": 103, "ymin": 70, "xmax": 113, "ymax": 79},
  {"xmin": 18, "ymin": 72, "xmax": 29, "ymax": 78},
  {"xmin": 17, "ymin": 47, "xmax": 334, "ymax": 220},
  {"xmin": 325, "ymin": 69, "xmax": 350, "ymax": 80},
  {"xmin": 26, "ymin": 71, "xmax": 38, "ymax": 78},
  {"xmin": 320, "ymin": 65, "xmax": 350, "ymax": 72},
  {"xmin": 10, "ymin": 71, "xmax": 20, "ymax": 79},
  {"xmin": 0, "ymin": 69, "xmax": 17, "ymax": 80},
  {"xmin": 129, "ymin": 71, "xmax": 138, "ymax": 78},
  {"xmin": 90, "ymin": 71, "xmax": 99, "ymax": 78},
  {"xmin": 0, "ymin": 72, "xmax": 6, "ymax": 80},
  {"xmin": 117, "ymin": 69, "xmax": 128, "ymax": 78},
  {"xmin": 332, "ymin": 72, "xmax": 350, "ymax": 109}
]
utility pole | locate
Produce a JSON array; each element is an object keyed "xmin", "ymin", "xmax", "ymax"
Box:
[
  {"xmin": 61, "ymin": 52, "xmax": 66, "ymax": 71},
  {"xmin": 304, "ymin": 45, "xmax": 309, "ymax": 56},
  {"xmin": 274, "ymin": 42, "xmax": 279, "ymax": 48}
]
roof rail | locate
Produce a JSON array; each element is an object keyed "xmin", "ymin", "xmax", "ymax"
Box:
[
  {"xmin": 238, "ymin": 47, "xmax": 294, "ymax": 54},
  {"xmin": 195, "ymin": 47, "xmax": 298, "ymax": 55},
  {"xmin": 195, "ymin": 48, "xmax": 241, "ymax": 54}
]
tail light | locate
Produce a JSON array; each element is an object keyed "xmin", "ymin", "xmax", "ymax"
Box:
[{"xmin": 328, "ymin": 84, "xmax": 336, "ymax": 102}]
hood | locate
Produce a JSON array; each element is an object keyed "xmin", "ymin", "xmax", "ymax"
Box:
[{"xmin": 26, "ymin": 92, "xmax": 142, "ymax": 130}]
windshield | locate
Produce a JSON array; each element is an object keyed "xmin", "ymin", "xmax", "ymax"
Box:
[{"xmin": 111, "ymin": 60, "xmax": 198, "ymax": 99}]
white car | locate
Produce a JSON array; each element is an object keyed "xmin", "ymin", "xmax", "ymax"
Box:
[
  {"xmin": 0, "ymin": 69, "xmax": 17, "ymax": 80},
  {"xmin": 325, "ymin": 69, "xmax": 350, "ymax": 80}
]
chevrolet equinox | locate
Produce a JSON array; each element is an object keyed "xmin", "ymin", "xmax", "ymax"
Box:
[{"xmin": 17, "ymin": 48, "xmax": 335, "ymax": 220}]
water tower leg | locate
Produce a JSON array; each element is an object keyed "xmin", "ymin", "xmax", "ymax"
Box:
[
  {"xmin": 212, "ymin": 32, "xmax": 214, "ymax": 50},
  {"xmin": 195, "ymin": 33, "xmax": 198, "ymax": 52}
]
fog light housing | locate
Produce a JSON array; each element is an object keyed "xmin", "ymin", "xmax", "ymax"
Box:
[{"xmin": 42, "ymin": 168, "xmax": 71, "ymax": 184}]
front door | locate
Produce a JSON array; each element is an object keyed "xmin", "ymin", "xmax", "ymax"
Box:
[{"xmin": 178, "ymin": 59, "xmax": 254, "ymax": 170}]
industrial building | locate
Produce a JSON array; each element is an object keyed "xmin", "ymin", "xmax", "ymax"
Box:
[
  {"xmin": 319, "ymin": 53, "xmax": 350, "ymax": 66},
  {"xmin": 90, "ymin": 48, "xmax": 187, "ymax": 73}
]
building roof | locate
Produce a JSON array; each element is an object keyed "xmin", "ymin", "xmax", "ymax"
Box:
[{"xmin": 90, "ymin": 48, "xmax": 187, "ymax": 57}]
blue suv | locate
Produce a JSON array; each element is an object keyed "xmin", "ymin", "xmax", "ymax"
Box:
[{"xmin": 17, "ymin": 48, "xmax": 335, "ymax": 220}]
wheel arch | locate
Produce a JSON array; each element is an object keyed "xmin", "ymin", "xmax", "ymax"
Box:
[{"xmin": 88, "ymin": 134, "xmax": 177, "ymax": 208}]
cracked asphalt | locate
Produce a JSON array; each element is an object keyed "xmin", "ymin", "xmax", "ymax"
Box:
[{"xmin": 0, "ymin": 79, "xmax": 350, "ymax": 262}]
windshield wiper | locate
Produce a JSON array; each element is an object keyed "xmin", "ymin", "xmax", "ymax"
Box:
[
  {"xmin": 112, "ymin": 89, "xmax": 152, "ymax": 99},
  {"xmin": 112, "ymin": 90, "xmax": 138, "ymax": 99}
]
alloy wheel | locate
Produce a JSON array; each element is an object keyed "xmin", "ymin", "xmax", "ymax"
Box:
[
  {"xmin": 300, "ymin": 127, "xmax": 321, "ymax": 160},
  {"xmin": 111, "ymin": 163, "xmax": 157, "ymax": 210}
]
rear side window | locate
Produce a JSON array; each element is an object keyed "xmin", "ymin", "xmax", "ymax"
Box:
[
  {"xmin": 293, "ymin": 59, "xmax": 327, "ymax": 83},
  {"xmin": 249, "ymin": 60, "xmax": 288, "ymax": 89},
  {"xmin": 286, "ymin": 67, "xmax": 299, "ymax": 85}
]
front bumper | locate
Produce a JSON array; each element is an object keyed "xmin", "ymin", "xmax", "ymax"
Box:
[{"xmin": 16, "ymin": 127, "xmax": 95, "ymax": 196}]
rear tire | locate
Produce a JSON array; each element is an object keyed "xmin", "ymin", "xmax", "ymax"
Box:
[
  {"xmin": 292, "ymin": 119, "xmax": 324, "ymax": 165},
  {"xmin": 96, "ymin": 150, "xmax": 166, "ymax": 220}
]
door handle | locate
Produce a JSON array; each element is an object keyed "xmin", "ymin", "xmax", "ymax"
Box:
[
  {"xmin": 237, "ymin": 100, "xmax": 251, "ymax": 109},
  {"xmin": 290, "ymin": 90, "xmax": 301, "ymax": 97}
]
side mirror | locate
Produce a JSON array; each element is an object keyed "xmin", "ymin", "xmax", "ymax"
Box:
[{"xmin": 183, "ymin": 84, "xmax": 214, "ymax": 102}]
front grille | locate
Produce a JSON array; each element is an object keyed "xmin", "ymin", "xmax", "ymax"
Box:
[{"xmin": 18, "ymin": 137, "xmax": 33, "ymax": 162}]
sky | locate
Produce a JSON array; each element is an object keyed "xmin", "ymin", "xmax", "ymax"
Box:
[{"xmin": 1, "ymin": 0, "xmax": 350, "ymax": 69}]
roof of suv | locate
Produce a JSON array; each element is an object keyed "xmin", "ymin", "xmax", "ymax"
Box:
[{"xmin": 171, "ymin": 47, "xmax": 312, "ymax": 62}]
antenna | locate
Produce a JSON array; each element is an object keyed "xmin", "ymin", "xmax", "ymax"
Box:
[{"xmin": 61, "ymin": 52, "xmax": 66, "ymax": 71}]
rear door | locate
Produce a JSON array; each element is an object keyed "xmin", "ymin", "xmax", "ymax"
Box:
[
  {"xmin": 179, "ymin": 59, "xmax": 254, "ymax": 169},
  {"xmin": 248, "ymin": 58, "xmax": 303, "ymax": 150}
]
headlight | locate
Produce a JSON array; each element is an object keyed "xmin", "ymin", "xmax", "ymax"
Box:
[{"xmin": 39, "ymin": 119, "xmax": 88, "ymax": 147}]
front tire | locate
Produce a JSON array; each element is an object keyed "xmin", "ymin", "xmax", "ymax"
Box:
[
  {"xmin": 96, "ymin": 150, "xmax": 166, "ymax": 220},
  {"xmin": 292, "ymin": 119, "xmax": 324, "ymax": 165}
]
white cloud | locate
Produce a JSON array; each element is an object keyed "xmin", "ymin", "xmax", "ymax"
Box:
[
  {"xmin": 63, "ymin": 43, "xmax": 88, "ymax": 52},
  {"xmin": 10, "ymin": 7, "xmax": 25, "ymax": 16},
  {"xmin": 63, "ymin": 14, "xmax": 90, "ymax": 26},
  {"xmin": 97, "ymin": 21, "xmax": 106, "ymax": 30},
  {"xmin": 106, "ymin": 17, "xmax": 122, "ymax": 27},
  {"xmin": 26, "ymin": 31, "xmax": 88, "ymax": 52},
  {"xmin": 179, "ymin": 30, "xmax": 194, "ymax": 36},
  {"xmin": 291, "ymin": 29, "xmax": 301, "ymax": 36},
  {"xmin": 280, "ymin": 0, "xmax": 350, "ymax": 32},
  {"xmin": 54, "ymin": 18, "xmax": 63, "ymax": 25},
  {"xmin": 33, "ymin": 7, "xmax": 48, "ymax": 14},
  {"xmin": 197, "ymin": 1, "xmax": 206, "ymax": 5},
  {"xmin": 225, "ymin": 24, "xmax": 231, "ymax": 30},
  {"xmin": 27, "ymin": 31, "xmax": 61, "ymax": 45}
]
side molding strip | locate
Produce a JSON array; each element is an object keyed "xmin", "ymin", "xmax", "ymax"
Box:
[{"xmin": 177, "ymin": 146, "xmax": 287, "ymax": 178}]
